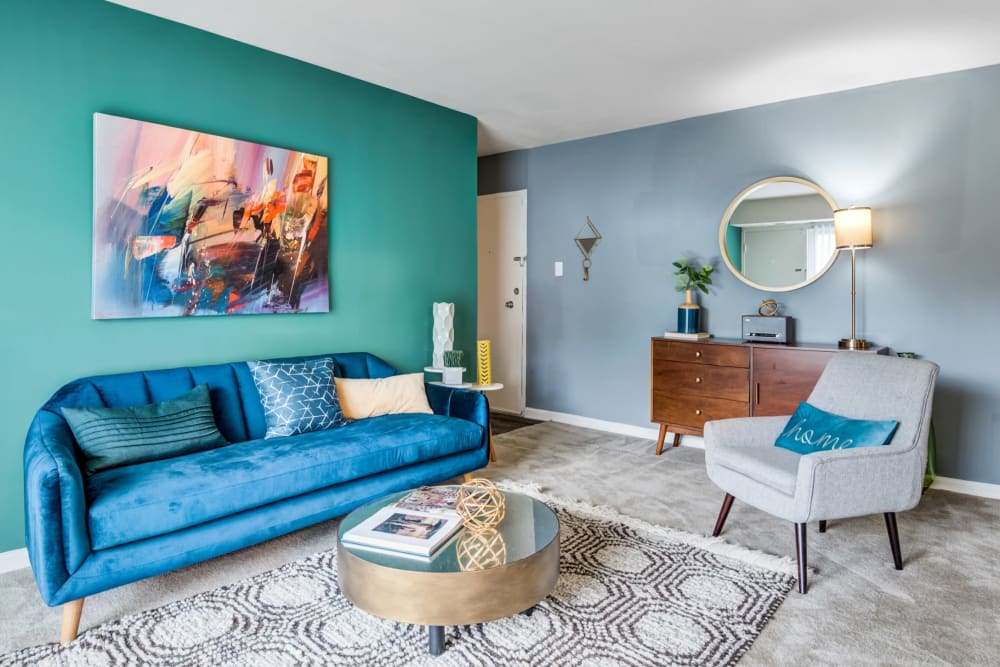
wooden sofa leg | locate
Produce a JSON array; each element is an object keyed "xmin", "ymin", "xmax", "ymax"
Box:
[
  {"xmin": 818, "ymin": 520, "xmax": 827, "ymax": 533},
  {"xmin": 463, "ymin": 472, "xmax": 475, "ymax": 482},
  {"xmin": 795, "ymin": 523, "xmax": 808, "ymax": 594},
  {"xmin": 488, "ymin": 429, "xmax": 497, "ymax": 463},
  {"xmin": 884, "ymin": 512, "xmax": 904, "ymax": 570},
  {"xmin": 712, "ymin": 493, "xmax": 735, "ymax": 537},
  {"xmin": 61, "ymin": 598, "xmax": 84, "ymax": 644}
]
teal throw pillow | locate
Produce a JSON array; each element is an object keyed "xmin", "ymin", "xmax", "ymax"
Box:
[
  {"xmin": 775, "ymin": 402, "xmax": 899, "ymax": 455},
  {"xmin": 248, "ymin": 357, "xmax": 348, "ymax": 438},
  {"xmin": 62, "ymin": 383, "xmax": 228, "ymax": 474}
]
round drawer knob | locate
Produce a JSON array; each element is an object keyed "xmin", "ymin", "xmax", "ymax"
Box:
[
  {"xmin": 695, "ymin": 409, "xmax": 702, "ymax": 416},
  {"xmin": 694, "ymin": 351, "xmax": 702, "ymax": 358},
  {"xmin": 694, "ymin": 377, "xmax": 702, "ymax": 383}
]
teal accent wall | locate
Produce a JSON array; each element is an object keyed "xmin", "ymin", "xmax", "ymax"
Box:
[{"xmin": 0, "ymin": 1, "xmax": 478, "ymax": 551}]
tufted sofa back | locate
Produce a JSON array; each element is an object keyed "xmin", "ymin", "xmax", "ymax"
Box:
[{"xmin": 40, "ymin": 352, "xmax": 399, "ymax": 445}]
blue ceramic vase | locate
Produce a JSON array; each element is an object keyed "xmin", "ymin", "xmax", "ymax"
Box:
[{"xmin": 677, "ymin": 290, "xmax": 700, "ymax": 333}]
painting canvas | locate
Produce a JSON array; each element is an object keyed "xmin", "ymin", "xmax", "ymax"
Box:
[{"xmin": 93, "ymin": 113, "xmax": 329, "ymax": 319}]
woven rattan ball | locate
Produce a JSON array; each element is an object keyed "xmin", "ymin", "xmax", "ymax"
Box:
[
  {"xmin": 456, "ymin": 478, "xmax": 507, "ymax": 532},
  {"xmin": 456, "ymin": 528, "xmax": 508, "ymax": 571}
]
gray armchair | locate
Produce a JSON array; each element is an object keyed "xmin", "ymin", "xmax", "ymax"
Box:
[{"xmin": 704, "ymin": 353, "xmax": 939, "ymax": 593}]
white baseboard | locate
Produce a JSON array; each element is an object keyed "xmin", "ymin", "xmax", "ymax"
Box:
[
  {"xmin": 523, "ymin": 407, "xmax": 705, "ymax": 448},
  {"xmin": 0, "ymin": 548, "xmax": 29, "ymax": 574},
  {"xmin": 930, "ymin": 476, "xmax": 1000, "ymax": 499},
  {"xmin": 523, "ymin": 408, "xmax": 1000, "ymax": 497}
]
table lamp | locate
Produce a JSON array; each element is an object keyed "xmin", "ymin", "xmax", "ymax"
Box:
[{"xmin": 834, "ymin": 206, "xmax": 873, "ymax": 350}]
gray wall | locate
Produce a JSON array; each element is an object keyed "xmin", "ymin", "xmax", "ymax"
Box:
[{"xmin": 479, "ymin": 65, "xmax": 1000, "ymax": 485}]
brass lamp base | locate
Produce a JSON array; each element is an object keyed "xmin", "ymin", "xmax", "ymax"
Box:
[{"xmin": 838, "ymin": 338, "xmax": 870, "ymax": 350}]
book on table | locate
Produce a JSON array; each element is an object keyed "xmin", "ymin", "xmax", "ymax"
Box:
[
  {"xmin": 393, "ymin": 485, "xmax": 460, "ymax": 515},
  {"xmin": 661, "ymin": 331, "xmax": 711, "ymax": 340},
  {"xmin": 342, "ymin": 505, "xmax": 464, "ymax": 558}
]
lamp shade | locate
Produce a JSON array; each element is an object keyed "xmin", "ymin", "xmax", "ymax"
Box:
[{"xmin": 834, "ymin": 207, "xmax": 873, "ymax": 249}]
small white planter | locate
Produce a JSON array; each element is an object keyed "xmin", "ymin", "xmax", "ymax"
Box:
[{"xmin": 442, "ymin": 367, "xmax": 464, "ymax": 385}]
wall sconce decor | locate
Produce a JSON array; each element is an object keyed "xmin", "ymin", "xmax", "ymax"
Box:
[
  {"xmin": 833, "ymin": 207, "xmax": 873, "ymax": 350},
  {"xmin": 574, "ymin": 217, "xmax": 602, "ymax": 281}
]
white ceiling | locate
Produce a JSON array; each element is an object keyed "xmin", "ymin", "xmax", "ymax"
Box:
[{"xmin": 110, "ymin": 1, "xmax": 1000, "ymax": 156}]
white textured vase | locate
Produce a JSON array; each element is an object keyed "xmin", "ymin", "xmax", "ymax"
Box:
[{"xmin": 432, "ymin": 302, "xmax": 455, "ymax": 368}]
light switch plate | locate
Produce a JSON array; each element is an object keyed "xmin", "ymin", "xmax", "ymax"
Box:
[{"xmin": 554, "ymin": 261, "xmax": 563, "ymax": 277}]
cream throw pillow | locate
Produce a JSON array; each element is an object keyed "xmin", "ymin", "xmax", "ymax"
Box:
[{"xmin": 334, "ymin": 373, "xmax": 433, "ymax": 419}]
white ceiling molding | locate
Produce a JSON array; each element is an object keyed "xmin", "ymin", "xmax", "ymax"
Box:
[{"xmin": 110, "ymin": 1, "xmax": 1000, "ymax": 155}]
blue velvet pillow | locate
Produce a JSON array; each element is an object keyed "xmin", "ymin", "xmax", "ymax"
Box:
[
  {"xmin": 62, "ymin": 383, "xmax": 228, "ymax": 474},
  {"xmin": 775, "ymin": 402, "xmax": 899, "ymax": 455},
  {"xmin": 249, "ymin": 357, "xmax": 348, "ymax": 438}
]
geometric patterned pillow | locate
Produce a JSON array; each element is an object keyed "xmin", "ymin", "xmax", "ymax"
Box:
[{"xmin": 248, "ymin": 357, "xmax": 348, "ymax": 438}]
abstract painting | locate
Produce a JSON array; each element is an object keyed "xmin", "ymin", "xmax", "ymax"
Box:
[{"xmin": 93, "ymin": 113, "xmax": 329, "ymax": 319}]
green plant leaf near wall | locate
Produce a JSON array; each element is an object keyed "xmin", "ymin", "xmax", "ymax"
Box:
[{"xmin": 0, "ymin": 0, "xmax": 478, "ymax": 552}]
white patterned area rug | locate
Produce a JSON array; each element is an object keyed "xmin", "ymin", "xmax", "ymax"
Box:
[{"xmin": 3, "ymin": 483, "xmax": 795, "ymax": 667}]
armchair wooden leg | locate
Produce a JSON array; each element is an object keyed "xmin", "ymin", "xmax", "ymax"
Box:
[
  {"xmin": 712, "ymin": 493, "xmax": 735, "ymax": 537},
  {"xmin": 463, "ymin": 472, "xmax": 475, "ymax": 482},
  {"xmin": 61, "ymin": 598, "xmax": 84, "ymax": 644},
  {"xmin": 794, "ymin": 523, "xmax": 808, "ymax": 594},
  {"xmin": 818, "ymin": 520, "xmax": 827, "ymax": 533},
  {"xmin": 884, "ymin": 512, "xmax": 904, "ymax": 570}
]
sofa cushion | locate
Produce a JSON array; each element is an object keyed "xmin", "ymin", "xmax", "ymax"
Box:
[
  {"xmin": 248, "ymin": 357, "xmax": 347, "ymax": 438},
  {"xmin": 61, "ymin": 384, "xmax": 228, "ymax": 474},
  {"xmin": 85, "ymin": 413, "xmax": 484, "ymax": 550}
]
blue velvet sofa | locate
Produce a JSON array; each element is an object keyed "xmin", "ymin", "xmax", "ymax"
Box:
[{"xmin": 23, "ymin": 352, "xmax": 489, "ymax": 639}]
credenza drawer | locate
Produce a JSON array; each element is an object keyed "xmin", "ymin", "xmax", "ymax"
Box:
[
  {"xmin": 653, "ymin": 340, "xmax": 749, "ymax": 368},
  {"xmin": 653, "ymin": 361, "xmax": 749, "ymax": 402},
  {"xmin": 651, "ymin": 392, "xmax": 750, "ymax": 429}
]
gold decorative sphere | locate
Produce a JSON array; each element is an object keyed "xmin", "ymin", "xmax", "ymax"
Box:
[
  {"xmin": 456, "ymin": 528, "xmax": 508, "ymax": 571},
  {"xmin": 456, "ymin": 478, "xmax": 507, "ymax": 532}
]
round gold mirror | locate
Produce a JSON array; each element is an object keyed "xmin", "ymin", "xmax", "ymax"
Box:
[{"xmin": 718, "ymin": 176, "xmax": 839, "ymax": 292}]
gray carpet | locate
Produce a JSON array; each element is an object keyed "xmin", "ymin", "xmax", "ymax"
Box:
[{"xmin": 1, "ymin": 422, "xmax": 998, "ymax": 664}]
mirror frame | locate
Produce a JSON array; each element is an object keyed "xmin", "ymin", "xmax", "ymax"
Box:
[{"xmin": 718, "ymin": 176, "xmax": 840, "ymax": 293}]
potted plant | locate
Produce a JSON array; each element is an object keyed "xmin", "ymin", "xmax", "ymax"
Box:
[
  {"xmin": 442, "ymin": 350, "xmax": 465, "ymax": 385},
  {"xmin": 672, "ymin": 258, "xmax": 714, "ymax": 333}
]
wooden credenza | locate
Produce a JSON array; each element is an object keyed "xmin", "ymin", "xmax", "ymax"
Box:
[{"xmin": 650, "ymin": 337, "xmax": 886, "ymax": 454}]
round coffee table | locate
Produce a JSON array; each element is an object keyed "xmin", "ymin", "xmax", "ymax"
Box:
[{"xmin": 337, "ymin": 487, "xmax": 560, "ymax": 655}]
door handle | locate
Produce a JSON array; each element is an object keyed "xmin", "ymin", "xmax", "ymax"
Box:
[{"xmin": 505, "ymin": 301, "xmax": 514, "ymax": 309}]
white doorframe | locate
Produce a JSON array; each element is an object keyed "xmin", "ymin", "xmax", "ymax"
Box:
[{"xmin": 477, "ymin": 190, "xmax": 527, "ymax": 414}]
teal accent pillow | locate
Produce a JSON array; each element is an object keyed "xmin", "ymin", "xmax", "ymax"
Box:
[
  {"xmin": 775, "ymin": 402, "xmax": 899, "ymax": 455},
  {"xmin": 62, "ymin": 384, "xmax": 228, "ymax": 474}
]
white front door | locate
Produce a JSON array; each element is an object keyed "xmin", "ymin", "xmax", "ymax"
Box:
[{"xmin": 477, "ymin": 190, "xmax": 527, "ymax": 414}]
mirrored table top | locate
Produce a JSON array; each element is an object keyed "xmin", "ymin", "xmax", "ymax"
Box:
[{"xmin": 337, "ymin": 487, "xmax": 559, "ymax": 574}]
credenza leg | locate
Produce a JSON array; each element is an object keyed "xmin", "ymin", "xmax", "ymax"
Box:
[{"xmin": 655, "ymin": 424, "xmax": 668, "ymax": 455}]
